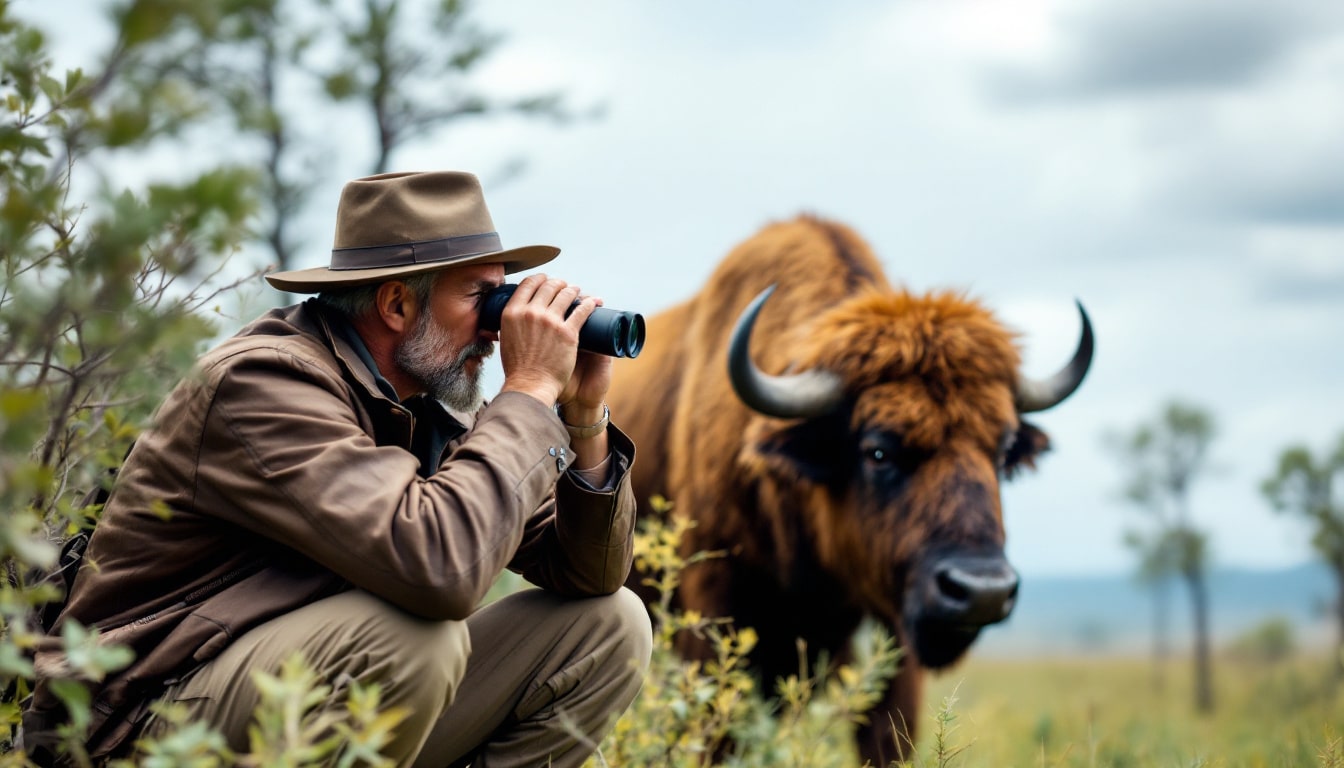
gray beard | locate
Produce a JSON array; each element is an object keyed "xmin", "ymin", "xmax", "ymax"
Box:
[{"xmin": 395, "ymin": 312, "xmax": 492, "ymax": 412}]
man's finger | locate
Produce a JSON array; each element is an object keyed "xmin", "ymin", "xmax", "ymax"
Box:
[
  {"xmin": 510, "ymin": 273, "xmax": 548, "ymax": 302},
  {"xmin": 565, "ymin": 296, "xmax": 598, "ymax": 330},
  {"xmin": 550, "ymin": 284, "xmax": 583, "ymax": 315},
  {"xmin": 527, "ymin": 277, "xmax": 569, "ymax": 311}
]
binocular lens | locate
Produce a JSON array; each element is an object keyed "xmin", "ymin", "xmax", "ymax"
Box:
[
  {"xmin": 479, "ymin": 284, "xmax": 645, "ymax": 359},
  {"xmin": 621, "ymin": 314, "xmax": 646, "ymax": 358},
  {"xmin": 615, "ymin": 316, "xmax": 632, "ymax": 359}
]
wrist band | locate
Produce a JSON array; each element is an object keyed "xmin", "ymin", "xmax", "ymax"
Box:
[{"xmin": 558, "ymin": 403, "xmax": 609, "ymax": 440}]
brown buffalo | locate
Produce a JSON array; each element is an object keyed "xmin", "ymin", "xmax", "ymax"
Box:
[{"xmin": 607, "ymin": 214, "xmax": 1093, "ymax": 764}]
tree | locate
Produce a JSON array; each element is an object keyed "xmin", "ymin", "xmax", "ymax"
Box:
[
  {"xmin": 318, "ymin": 0, "xmax": 579, "ymax": 176},
  {"xmin": 1, "ymin": 0, "xmax": 596, "ymax": 759},
  {"xmin": 1261, "ymin": 431, "xmax": 1344, "ymax": 681},
  {"xmin": 1108, "ymin": 401, "xmax": 1218, "ymax": 713},
  {"xmin": 128, "ymin": 0, "xmax": 586, "ymax": 276},
  {"xmin": 1, "ymin": 1, "xmax": 261, "ymax": 756}
]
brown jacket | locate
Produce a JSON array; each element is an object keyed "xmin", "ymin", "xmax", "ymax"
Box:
[{"xmin": 23, "ymin": 301, "xmax": 637, "ymax": 760}]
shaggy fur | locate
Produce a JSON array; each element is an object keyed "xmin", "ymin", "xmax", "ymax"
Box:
[{"xmin": 608, "ymin": 215, "xmax": 1063, "ymax": 764}]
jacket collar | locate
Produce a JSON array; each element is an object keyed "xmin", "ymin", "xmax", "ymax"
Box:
[{"xmin": 304, "ymin": 300, "xmax": 405, "ymax": 412}]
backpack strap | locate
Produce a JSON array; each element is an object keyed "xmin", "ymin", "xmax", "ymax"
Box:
[
  {"xmin": 33, "ymin": 451, "xmax": 123, "ymax": 635},
  {"xmin": 35, "ymin": 531, "xmax": 93, "ymax": 634}
]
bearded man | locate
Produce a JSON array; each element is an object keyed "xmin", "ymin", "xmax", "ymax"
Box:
[{"xmin": 22, "ymin": 171, "xmax": 651, "ymax": 767}]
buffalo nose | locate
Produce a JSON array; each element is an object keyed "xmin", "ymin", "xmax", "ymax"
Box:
[{"xmin": 932, "ymin": 558, "xmax": 1019, "ymax": 625}]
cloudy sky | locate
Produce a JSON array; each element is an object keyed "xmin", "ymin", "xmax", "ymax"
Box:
[{"xmin": 20, "ymin": 0, "xmax": 1344, "ymax": 577}]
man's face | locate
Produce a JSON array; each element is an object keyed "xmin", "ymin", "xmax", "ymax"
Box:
[{"xmin": 395, "ymin": 262, "xmax": 505, "ymax": 411}]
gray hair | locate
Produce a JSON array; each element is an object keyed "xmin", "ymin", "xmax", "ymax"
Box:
[{"xmin": 314, "ymin": 272, "xmax": 440, "ymax": 320}]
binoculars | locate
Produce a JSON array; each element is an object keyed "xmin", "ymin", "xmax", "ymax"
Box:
[{"xmin": 479, "ymin": 284, "xmax": 646, "ymax": 358}]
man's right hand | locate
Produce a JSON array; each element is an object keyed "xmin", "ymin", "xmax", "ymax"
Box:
[{"xmin": 496, "ymin": 274, "xmax": 598, "ymax": 407}]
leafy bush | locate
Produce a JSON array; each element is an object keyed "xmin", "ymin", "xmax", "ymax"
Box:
[
  {"xmin": 0, "ymin": 4, "xmax": 258, "ymax": 760},
  {"xmin": 116, "ymin": 652, "xmax": 412, "ymax": 768},
  {"xmin": 586, "ymin": 500, "xmax": 903, "ymax": 768}
]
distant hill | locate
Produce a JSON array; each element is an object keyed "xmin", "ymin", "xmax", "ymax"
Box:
[{"xmin": 971, "ymin": 561, "xmax": 1338, "ymax": 657}]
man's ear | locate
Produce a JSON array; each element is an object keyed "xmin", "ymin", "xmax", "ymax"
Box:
[{"xmin": 374, "ymin": 280, "xmax": 416, "ymax": 334}]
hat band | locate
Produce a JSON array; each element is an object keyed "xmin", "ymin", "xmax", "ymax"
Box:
[{"xmin": 330, "ymin": 232, "xmax": 503, "ymax": 270}]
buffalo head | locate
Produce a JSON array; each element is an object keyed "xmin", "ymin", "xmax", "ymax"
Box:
[{"xmin": 729, "ymin": 285, "xmax": 1093, "ymax": 667}]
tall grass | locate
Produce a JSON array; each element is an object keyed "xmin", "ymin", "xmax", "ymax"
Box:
[
  {"xmin": 593, "ymin": 513, "xmax": 1344, "ymax": 768},
  {"xmin": 920, "ymin": 652, "xmax": 1342, "ymax": 768},
  {"xmin": 586, "ymin": 504, "xmax": 902, "ymax": 768}
]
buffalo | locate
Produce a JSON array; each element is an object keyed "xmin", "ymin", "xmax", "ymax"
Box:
[{"xmin": 607, "ymin": 214, "xmax": 1093, "ymax": 764}]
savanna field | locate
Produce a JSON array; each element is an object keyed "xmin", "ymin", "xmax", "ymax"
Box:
[
  {"xmin": 914, "ymin": 654, "xmax": 1342, "ymax": 768},
  {"xmin": 589, "ymin": 613, "xmax": 1344, "ymax": 768},
  {"xmin": 578, "ymin": 515, "xmax": 1344, "ymax": 768}
]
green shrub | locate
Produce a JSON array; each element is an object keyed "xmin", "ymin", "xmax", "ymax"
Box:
[{"xmin": 586, "ymin": 502, "xmax": 903, "ymax": 768}]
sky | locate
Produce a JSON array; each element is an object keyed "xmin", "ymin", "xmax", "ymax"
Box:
[{"xmin": 17, "ymin": 0, "xmax": 1344, "ymax": 578}]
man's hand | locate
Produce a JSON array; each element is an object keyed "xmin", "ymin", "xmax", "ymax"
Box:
[
  {"xmin": 558, "ymin": 348, "xmax": 611, "ymax": 414},
  {"xmin": 496, "ymin": 274, "xmax": 599, "ymax": 408}
]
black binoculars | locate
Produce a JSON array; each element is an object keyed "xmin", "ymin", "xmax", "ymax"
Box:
[{"xmin": 479, "ymin": 284, "xmax": 646, "ymax": 358}]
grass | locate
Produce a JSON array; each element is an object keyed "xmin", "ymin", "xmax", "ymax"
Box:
[
  {"xmin": 914, "ymin": 652, "xmax": 1343, "ymax": 768},
  {"xmin": 587, "ymin": 515, "xmax": 1344, "ymax": 768}
]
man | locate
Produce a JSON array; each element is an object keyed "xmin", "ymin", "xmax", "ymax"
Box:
[{"xmin": 22, "ymin": 171, "xmax": 652, "ymax": 767}]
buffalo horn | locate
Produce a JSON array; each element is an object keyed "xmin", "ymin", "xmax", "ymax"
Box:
[
  {"xmin": 728, "ymin": 285, "xmax": 846, "ymax": 419},
  {"xmin": 1015, "ymin": 300, "xmax": 1095, "ymax": 413}
]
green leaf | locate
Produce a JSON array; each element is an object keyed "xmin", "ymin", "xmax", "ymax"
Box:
[
  {"xmin": 61, "ymin": 621, "xmax": 136, "ymax": 681},
  {"xmin": 0, "ymin": 642, "xmax": 36, "ymax": 678},
  {"xmin": 50, "ymin": 678, "xmax": 92, "ymax": 733},
  {"xmin": 64, "ymin": 68, "xmax": 85, "ymax": 93},
  {"xmin": 2, "ymin": 512, "xmax": 58, "ymax": 569},
  {"xmin": 38, "ymin": 73, "xmax": 62, "ymax": 104}
]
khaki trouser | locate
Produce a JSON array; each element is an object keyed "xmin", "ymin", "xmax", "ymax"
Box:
[{"xmin": 141, "ymin": 586, "xmax": 652, "ymax": 767}]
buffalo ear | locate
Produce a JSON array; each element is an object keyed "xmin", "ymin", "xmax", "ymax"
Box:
[
  {"xmin": 1004, "ymin": 420, "xmax": 1051, "ymax": 479},
  {"xmin": 752, "ymin": 411, "xmax": 850, "ymax": 487}
]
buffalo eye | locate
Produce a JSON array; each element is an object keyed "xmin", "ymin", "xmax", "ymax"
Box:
[
  {"xmin": 858, "ymin": 432, "xmax": 927, "ymax": 497},
  {"xmin": 860, "ymin": 437, "xmax": 895, "ymax": 470}
]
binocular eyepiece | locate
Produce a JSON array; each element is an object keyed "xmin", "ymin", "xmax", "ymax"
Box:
[{"xmin": 479, "ymin": 284, "xmax": 646, "ymax": 359}]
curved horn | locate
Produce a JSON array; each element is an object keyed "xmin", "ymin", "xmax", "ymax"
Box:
[
  {"xmin": 1015, "ymin": 300, "xmax": 1095, "ymax": 413},
  {"xmin": 728, "ymin": 285, "xmax": 845, "ymax": 419}
]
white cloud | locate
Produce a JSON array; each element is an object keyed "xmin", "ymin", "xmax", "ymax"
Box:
[{"xmin": 986, "ymin": 0, "xmax": 1344, "ymax": 100}]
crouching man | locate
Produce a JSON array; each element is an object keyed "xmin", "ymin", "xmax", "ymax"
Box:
[{"xmin": 23, "ymin": 171, "xmax": 652, "ymax": 767}]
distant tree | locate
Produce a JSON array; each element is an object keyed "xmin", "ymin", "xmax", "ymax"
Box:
[
  {"xmin": 1120, "ymin": 524, "xmax": 1177, "ymax": 691},
  {"xmin": 1108, "ymin": 401, "xmax": 1218, "ymax": 713},
  {"xmin": 1261, "ymin": 432, "xmax": 1344, "ymax": 681},
  {"xmin": 317, "ymin": 0, "xmax": 580, "ymax": 176},
  {"xmin": 95, "ymin": 0, "xmax": 586, "ymax": 278},
  {"xmin": 186, "ymin": 0, "xmax": 321, "ymax": 279}
]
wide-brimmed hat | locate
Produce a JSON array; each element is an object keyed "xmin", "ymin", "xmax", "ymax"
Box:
[{"xmin": 264, "ymin": 171, "xmax": 559, "ymax": 293}]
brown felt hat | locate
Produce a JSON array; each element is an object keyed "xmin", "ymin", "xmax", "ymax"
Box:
[{"xmin": 264, "ymin": 171, "xmax": 559, "ymax": 293}]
